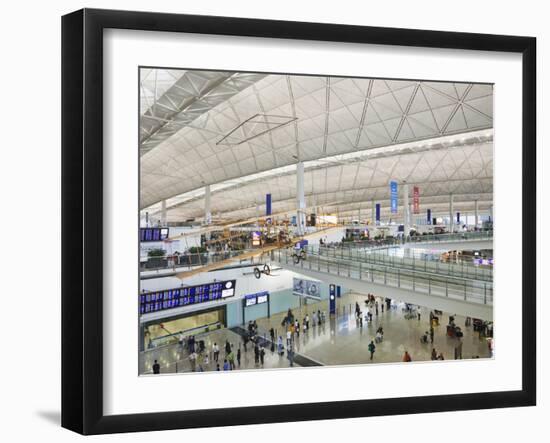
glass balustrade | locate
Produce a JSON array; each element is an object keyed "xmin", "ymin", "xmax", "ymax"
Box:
[{"xmin": 273, "ymin": 248, "xmax": 493, "ymax": 306}]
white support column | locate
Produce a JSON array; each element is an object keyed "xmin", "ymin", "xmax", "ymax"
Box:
[
  {"xmin": 474, "ymin": 199, "xmax": 479, "ymax": 228},
  {"xmin": 449, "ymin": 193, "xmax": 454, "ymax": 233},
  {"xmin": 403, "ymin": 182, "xmax": 410, "ymax": 237},
  {"xmin": 160, "ymin": 200, "xmax": 167, "ymax": 227},
  {"xmin": 296, "ymin": 162, "xmax": 306, "ymax": 235},
  {"xmin": 204, "ymin": 185, "xmax": 212, "ymax": 225}
]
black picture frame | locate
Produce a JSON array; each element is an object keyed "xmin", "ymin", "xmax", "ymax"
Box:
[{"xmin": 61, "ymin": 8, "xmax": 536, "ymax": 435}]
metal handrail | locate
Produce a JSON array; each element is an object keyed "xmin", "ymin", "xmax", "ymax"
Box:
[
  {"xmin": 273, "ymin": 248, "xmax": 493, "ymax": 306},
  {"xmin": 305, "ymin": 244, "xmax": 493, "ymax": 282}
]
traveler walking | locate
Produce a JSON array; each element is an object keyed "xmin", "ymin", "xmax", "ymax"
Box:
[
  {"xmin": 189, "ymin": 351, "xmax": 197, "ymax": 371},
  {"xmin": 368, "ymin": 340, "xmax": 376, "ymax": 360}
]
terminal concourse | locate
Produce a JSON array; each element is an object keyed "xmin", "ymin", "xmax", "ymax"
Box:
[{"xmin": 138, "ymin": 69, "xmax": 494, "ymax": 375}]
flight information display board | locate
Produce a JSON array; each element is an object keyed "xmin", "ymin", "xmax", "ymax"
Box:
[
  {"xmin": 244, "ymin": 291, "xmax": 269, "ymax": 307},
  {"xmin": 140, "ymin": 227, "xmax": 169, "ymax": 242},
  {"xmin": 140, "ymin": 280, "xmax": 236, "ymax": 314}
]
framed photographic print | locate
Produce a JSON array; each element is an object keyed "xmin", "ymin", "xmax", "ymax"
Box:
[{"xmin": 61, "ymin": 8, "xmax": 536, "ymax": 435}]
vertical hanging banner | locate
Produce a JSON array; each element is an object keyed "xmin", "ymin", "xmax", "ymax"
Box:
[
  {"xmin": 266, "ymin": 193, "xmax": 272, "ymax": 224},
  {"xmin": 457, "ymin": 212, "xmax": 461, "ymax": 223},
  {"xmin": 427, "ymin": 209, "xmax": 432, "ymax": 225},
  {"xmin": 413, "ymin": 186, "xmax": 420, "ymax": 214},
  {"xmin": 375, "ymin": 203, "xmax": 381, "ymax": 225},
  {"xmin": 390, "ymin": 181, "xmax": 398, "ymax": 214}
]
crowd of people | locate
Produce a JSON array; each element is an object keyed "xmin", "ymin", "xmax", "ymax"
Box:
[
  {"xmin": 177, "ymin": 335, "xmax": 269, "ymax": 373},
  {"xmin": 350, "ymin": 292, "xmax": 483, "ymax": 364},
  {"xmin": 150, "ymin": 292, "xmax": 488, "ymax": 374}
]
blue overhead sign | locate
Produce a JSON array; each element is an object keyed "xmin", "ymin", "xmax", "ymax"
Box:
[
  {"xmin": 375, "ymin": 203, "xmax": 381, "ymax": 225},
  {"xmin": 266, "ymin": 194, "xmax": 272, "ymax": 224},
  {"xmin": 390, "ymin": 181, "xmax": 398, "ymax": 214}
]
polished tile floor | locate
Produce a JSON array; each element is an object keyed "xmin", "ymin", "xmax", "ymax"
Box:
[
  {"xmin": 140, "ymin": 327, "xmax": 294, "ymax": 374},
  {"xmin": 140, "ymin": 291, "xmax": 492, "ymax": 375}
]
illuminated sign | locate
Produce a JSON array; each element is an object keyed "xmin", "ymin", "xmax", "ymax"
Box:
[
  {"xmin": 140, "ymin": 227, "xmax": 169, "ymax": 242},
  {"xmin": 139, "ymin": 280, "xmax": 236, "ymax": 314},
  {"xmin": 244, "ymin": 291, "xmax": 269, "ymax": 307}
]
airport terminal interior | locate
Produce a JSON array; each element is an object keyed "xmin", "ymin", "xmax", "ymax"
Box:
[{"xmin": 139, "ymin": 69, "xmax": 494, "ymax": 375}]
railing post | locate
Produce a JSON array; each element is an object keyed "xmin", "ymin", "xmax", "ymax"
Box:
[
  {"xmin": 359, "ymin": 261, "xmax": 362, "ymax": 279},
  {"xmin": 445, "ymin": 279, "xmax": 448, "ymax": 297},
  {"xmin": 464, "ymin": 282, "xmax": 467, "ymax": 300},
  {"xmin": 484, "ymin": 283, "xmax": 487, "ymax": 304},
  {"xmin": 412, "ymin": 271, "xmax": 415, "ymax": 291},
  {"xmin": 398, "ymin": 269, "xmax": 400, "ymax": 288},
  {"xmin": 428, "ymin": 278, "xmax": 431, "ymax": 295},
  {"xmin": 384, "ymin": 267, "xmax": 387, "ymax": 285}
]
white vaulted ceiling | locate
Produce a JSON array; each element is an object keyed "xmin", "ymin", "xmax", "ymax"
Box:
[{"xmin": 140, "ymin": 70, "xmax": 493, "ymax": 221}]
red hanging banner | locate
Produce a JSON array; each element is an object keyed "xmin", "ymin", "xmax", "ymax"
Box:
[{"xmin": 413, "ymin": 186, "xmax": 420, "ymax": 214}]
